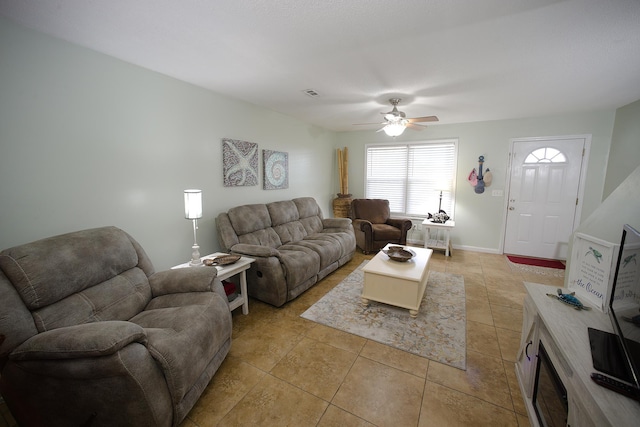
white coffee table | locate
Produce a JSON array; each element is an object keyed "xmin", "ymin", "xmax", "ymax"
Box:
[
  {"xmin": 172, "ymin": 253, "xmax": 254, "ymax": 315},
  {"xmin": 361, "ymin": 244, "xmax": 433, "ymax": 318}
]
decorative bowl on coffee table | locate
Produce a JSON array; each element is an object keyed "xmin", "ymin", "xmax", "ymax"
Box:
[{"xmin": 383, "ymin": 246, "xmax": 416, "ymax": 262}]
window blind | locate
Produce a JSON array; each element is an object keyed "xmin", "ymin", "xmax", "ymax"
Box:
[{"xmin": 365, "ymin": 140, "xmax": 457, "ymax": 217}]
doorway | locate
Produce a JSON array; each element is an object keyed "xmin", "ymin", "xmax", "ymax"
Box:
[{"xmin": 503, "ymin": 136, "xmax": 589, "ymax": 260}]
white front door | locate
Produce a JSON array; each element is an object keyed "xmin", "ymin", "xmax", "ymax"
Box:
[{"xmin": 504, "ymin": 137, "xmax": 587, "ymax": 260}]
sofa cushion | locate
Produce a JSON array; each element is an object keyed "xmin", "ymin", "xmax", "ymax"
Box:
[
  {"xmin": 238, "ymin": 228, "xmax": 282, "ymax": 248},
  {"xmin": 371, "ymin": 223, "xmax": 402, "ymax": 241},
  {"xmin": 228, "ymin": 204, "xmax": 272, "ymax": 235},
  {"xmin": 129, "ymin": 292, "xmax": 231, "ymax": 406},
  {"xmin": 144, "ymin": 292, "xmax": 220, "ymax": 310},
  {"xmin": 0, "ymin": 270, "xmax": 39, "ymax": 358},
  {"xmin": 268, "ymin": 200, "xmax": 309, "ymax": 245},
  {"xmin": 277, "ymin": 246, "xmax": 320, "ymax": 287},
  {"xmin": 32, "ymin": 267, "xmax": 151, "ymax": 332},
  {"xmin": 274, "ymin": 221, "xmax": 307, "ymax": 245},
  {"xmin": 352, "ymin": 199, "xmax": 391, "ymax": 224},
  {"xmin": 216, "ymin": 213, "xmax": 240, "ymax": 250},
  {"xmin": 296, "ymin": 236, "xmax": 343, "ymax": 270},
  {"xmin": 0, "ymin": 227, "xmax": 148, "ymax": 310},
  {"xmin": 316, "ymin": 219, "xmax": 355, "ymax": 255},
  {"xmin": 295, "ymin": 197, "xmax": 324, "ymax": 234},
  {"xmin": 293, "ymin": 197, "xmax": 323, "ymax": 219},
  {"xmin": 0, "ymin": 227, "xmax": 154, "ymax": 333},
  {"xmin": 9, "ymin": 321, "xmax": 147, "ymax": 361},
  {"xmin": 299, "ymin": 215, "xmax": 324, "ymax": 234},
  {"xmin": 268, "ymin": 200, "xmax": 299, "ymax": 225}
]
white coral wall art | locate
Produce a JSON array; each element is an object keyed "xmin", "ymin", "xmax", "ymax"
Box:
[
  {"xmin": 263, "ymin": 150, "xmax": 288, "ymax": 190},
  {"xmin": 222, "ymin": 138, "xmax": 258, "ymax": 187}
]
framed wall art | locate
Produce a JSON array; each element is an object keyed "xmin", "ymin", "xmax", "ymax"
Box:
[
  {"xmin": 263, "ymin": 150, "xmax": 288, "ymax": 190},
  {"xmin": 222, "ymin": 138, "xmax": 258, "ymax": 187}
]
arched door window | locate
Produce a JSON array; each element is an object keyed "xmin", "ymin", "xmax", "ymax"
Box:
[{"xmin": 524, "ymin": 147, "xmax": 567, "ymax": 163}]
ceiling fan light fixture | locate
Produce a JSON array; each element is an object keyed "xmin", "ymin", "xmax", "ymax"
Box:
[
  {"xmin": 353, "ymin": 98, "xmax": 437, "ymax": 136},
  {"xmin": 383, "ymin": 121, "xmax": 406, "ymax": 137}
]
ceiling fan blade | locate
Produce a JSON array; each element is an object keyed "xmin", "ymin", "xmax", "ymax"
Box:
[
  {"xmin": 406, "ymin": 123, "xmax": 426, "ymax": 131},
  {"xmin": 407, "ymin": 116, "xmax": 439, "ymax": 123},
  {"xmin": 353, "ymin": 122, "xmax": 387, "ymax": 126}
]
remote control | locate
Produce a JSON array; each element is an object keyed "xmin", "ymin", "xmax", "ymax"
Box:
[{"xmin": 591, "ymin": 372, "xmax": 640, "ymax": 401}]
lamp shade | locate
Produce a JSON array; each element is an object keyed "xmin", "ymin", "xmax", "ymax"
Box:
[{"xmin": 184, "ymin": 189, "xmax": 202, "ymax": 219}]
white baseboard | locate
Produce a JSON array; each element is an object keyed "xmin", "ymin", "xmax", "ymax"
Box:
[
  {"xmin": 406, "ymin": 239, "xmax": 501, "ymax": 254},
  {"xmin": 453, "ymin": 244, "xmax": 501, "ymax": 254}
]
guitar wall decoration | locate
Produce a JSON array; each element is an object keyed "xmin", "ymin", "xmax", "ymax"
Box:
[{"xmin": 468, "ymin": 156, "xmax": 492, "ymax": 194}]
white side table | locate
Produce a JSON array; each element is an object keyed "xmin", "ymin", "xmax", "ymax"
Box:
[
  {"xmin": 172, "ymin": 253, "xmax": 254, "ymax": 315},
  {"xmin": 422, "ymin": 219, "xmax": 455, "ymax": 256}
]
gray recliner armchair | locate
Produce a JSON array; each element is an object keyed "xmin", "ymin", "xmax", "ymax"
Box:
[{"xmin": 0, "ymin": 226, "xmax": 232, "ymax": 427}]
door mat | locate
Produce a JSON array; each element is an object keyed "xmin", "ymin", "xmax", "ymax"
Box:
[{"xmin": 507, "ymin": 255, "xmax": 565, "ymax": 270}]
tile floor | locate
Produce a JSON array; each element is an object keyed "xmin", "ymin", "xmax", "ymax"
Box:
[{"xmin": 0, "ymin": 249, "xmax": 565, "ymax": 427}]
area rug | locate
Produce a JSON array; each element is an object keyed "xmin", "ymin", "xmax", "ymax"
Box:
[{"xmin": 301, "ymin": 261, "xmax": 466, "ymax": 370}]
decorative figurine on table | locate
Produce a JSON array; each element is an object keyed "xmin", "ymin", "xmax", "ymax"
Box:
[
  {"xmin": 547, "ymin": 288, "xmax": 591, "ymax": 310},
  {"xmin": 428, "ymin": 210, "xmax": 450, "ymax": 224}
]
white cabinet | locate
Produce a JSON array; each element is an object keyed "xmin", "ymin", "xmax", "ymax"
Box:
[
  {"xmin": 567, "ymin": 395, "xmax": 596, "ymax": 427},
  {"xmin": 516, "ymin": 282, "xmax": 640, "ymax": 427},
  {"xmin": 516, "ymin": 296, "xmax": 540, "ymax": 398}
]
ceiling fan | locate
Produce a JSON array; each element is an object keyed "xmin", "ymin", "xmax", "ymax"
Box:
[{"xmin": 354, "ymin": 98, "xmax": 439, "ymax": 137}]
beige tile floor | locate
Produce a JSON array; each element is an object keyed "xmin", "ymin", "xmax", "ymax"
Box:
[{"xmin": 0, "ymin": 250, "xmax": 565, "ymax": 427}]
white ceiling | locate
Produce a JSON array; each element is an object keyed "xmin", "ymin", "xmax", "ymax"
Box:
[{"xmin": 2, "ymin": 0, "xmax": 640, "ymax": 132}]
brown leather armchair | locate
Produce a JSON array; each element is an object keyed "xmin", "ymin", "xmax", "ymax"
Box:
[{"xmin": 351, "ymin": 199, "xmax": 413, "ymax": 254}]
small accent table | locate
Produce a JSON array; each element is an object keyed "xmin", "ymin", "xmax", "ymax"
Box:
[
  {"xmin": 422, "ymin": 219, "xmax": 455, "ymax": 256},
  {"xmin": 172, "ymin": 253, "xmax": 254, "ymax": 315}
]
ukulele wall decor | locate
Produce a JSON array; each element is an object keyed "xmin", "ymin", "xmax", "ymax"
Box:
[{"xmin": 468, "ymin": 155, "xmax": 492, "ymax": 194}]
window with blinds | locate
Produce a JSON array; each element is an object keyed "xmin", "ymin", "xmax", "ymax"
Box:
[{"xmin": 365, "ymin": 139, "xmax": 457, "ymax": 217}]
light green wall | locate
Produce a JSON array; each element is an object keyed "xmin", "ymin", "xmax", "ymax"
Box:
[
  {"xmin": 0, "ymin": 18, "xmax": 337, "ymax": 270},
  {"xmin": 1, "ymin": 17, "xmax": 630, "ymax": 266},
  {"xmin": 573, "ymin": 97, "xmax": 640, "ymax": 244},
  {"xmin": 575, "ymin": 165, "xmax": 640, "ymax": 242},
  {"xmin": 337, "ymin": 112, "xmax": 616, "ymax": 253},
  {"xmin": 603, "ymin": 99, "xmax": 640, "ymax": 199},
  {"xmin": 564, "ymin": 164, "xmax": 640, "ymax": 286}
]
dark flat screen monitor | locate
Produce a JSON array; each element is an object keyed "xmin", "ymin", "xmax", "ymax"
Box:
[{"xmin": 606, "ymin": 224, "xmax": 640, "ymax": 388}]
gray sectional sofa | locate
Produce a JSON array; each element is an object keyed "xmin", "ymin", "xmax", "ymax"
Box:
[{"xmin": 216, "ymin": 197, "xmax": 356, "ymax": 307}]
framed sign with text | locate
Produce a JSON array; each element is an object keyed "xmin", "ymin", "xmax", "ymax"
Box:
[{"xmin": 567, "ymin": 233, "xmax": 619, "ymax": 312}]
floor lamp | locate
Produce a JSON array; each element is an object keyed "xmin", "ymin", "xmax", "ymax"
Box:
[{"xmin": 184, "ymin": 189, "xmax": 203, "ymax": 266}]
